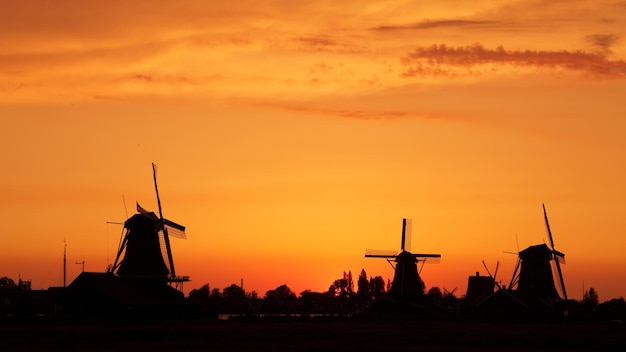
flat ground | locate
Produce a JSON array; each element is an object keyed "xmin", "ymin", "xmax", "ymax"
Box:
[{"xmin": 1, "ymin": 317, "xmax": 624, "ymax": 351}]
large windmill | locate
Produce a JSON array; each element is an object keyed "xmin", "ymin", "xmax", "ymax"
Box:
[
  {"xmin": 508, "ymin": 204, "xmax": 567, "ymax": 301},
  {"xmin": 365, "ymin": 218, "xmax": 441, "ymax": 298},
  {"xmin": 108, "ymin": 163, "xmax": 189, "ymax": 290}
]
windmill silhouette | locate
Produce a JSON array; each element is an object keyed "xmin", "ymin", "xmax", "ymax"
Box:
[
  {"xmin": 508, "ymin": 204, "xmax": 567, "ymax": 300},
  {"xmin": 464, "ymin": 259, "xmax": 508, "ymax": 307},
  {"xmin": 365, "ymin": 218, "xmax": 441, "ymax": 298},
  {"xmin": 109, "ymin": 163, "xmax": 189, "ymax": 290}
]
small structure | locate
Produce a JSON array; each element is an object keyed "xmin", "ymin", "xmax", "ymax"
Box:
[
  {"xmin": 465, "ymin": 272, "xmax": 495, "ymax": 306},
  {"xmin": 62, "ymin": 272, "xmax": 191, "ymax": 318}
]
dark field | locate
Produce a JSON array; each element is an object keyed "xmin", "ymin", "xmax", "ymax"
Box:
[{"xmin": 1, "ymin": 317, "xmax": 625, "ymax": 351}]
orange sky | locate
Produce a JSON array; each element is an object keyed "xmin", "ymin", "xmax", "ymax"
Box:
[{"xmin": 1, "ymin": 0, "xmax": 626, "ymax": 301}]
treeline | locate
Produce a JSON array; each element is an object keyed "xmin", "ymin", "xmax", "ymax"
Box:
[
  {"xmin": 187, "ymin": 269, "xmax": 454, "ymax": 316},
  {"xmin": 2, "ymin": 274, "xmax": 626, "ymax": 321},
  {"xmin": 187, "ymin": 269, "xmax": 391, "ymax": 316}
]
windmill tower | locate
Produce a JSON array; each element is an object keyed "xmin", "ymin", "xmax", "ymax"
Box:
[
  {"xmin": 365, "ymin": 218, "xmax": 441, "ymax": 298},
  {"xmin": 508, "ymin": 204, "xmax": 567, "ymax": 301},
  {"xmin": 108, "ymin": 163, "xmax": 189, "ymax": 290}
]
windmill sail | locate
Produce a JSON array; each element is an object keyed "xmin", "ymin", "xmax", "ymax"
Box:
[
  {"xmin": 164, "ymin": 218, "xmax": 186, "ymax": 239},
  {"xmin": 403, "ymin": 218, "xmax": 412, "ymax": 252},
  {"xmin": 415, "ymin": 255, "xmax": 441, "ymax": 264},
  {"xmin": 543, "ymin": 203, "xmax": 567, "ymax": 300},
  {"xmin": 365, "ymin": 249, "xmax": 398, "ymax": 258}
]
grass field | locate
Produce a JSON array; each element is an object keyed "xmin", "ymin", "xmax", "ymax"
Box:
[{"xmin": 1, "ymin": 317, "xmax": 625, "ymax": 351}]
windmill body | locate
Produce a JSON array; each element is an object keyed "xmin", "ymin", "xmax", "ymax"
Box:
[
  {"xmin": 114, "ymin": 211, "xmax": 174, "ymax": 283},
  {"xmin": 508, "ymin": 204, "xmax": 567, "ymax": 301},
  {"xmin": 365, "ymin": 218, "xmax": 441, "ymax": 299},
  {"xmin": 515, "ymin": 244, "xmax": 560, "ymax": 299}
]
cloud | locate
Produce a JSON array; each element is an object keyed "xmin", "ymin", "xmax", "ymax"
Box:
[
  {"xmin": 373, "ymin": 19, "xmax": 498, "ymax": 31},
  {"xmin": 289, "ymin": 36, "xmax": 366, "ymax": 54},
  {"xmin": 585, "ymin": 34, "xmax": 620, "ymax": 54},
  {"xmin": 401, "ymin": 43, "xmax": 626, "ymax": 78},
  {"xmin": 248, "ymin": 100, "xmax": 463, "ymax": 121}
]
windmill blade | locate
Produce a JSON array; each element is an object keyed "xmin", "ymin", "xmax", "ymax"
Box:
[
  {"xmin": 482, "ymin": 260, "xmax": 493, "ymax": 277},
  {"xmin": 553, "ymin": 250, "xmax": 566, "ymax": 264},
  {"xmin": 413, "ymin": 253, "xmax": 441, "ymax": 258},
  {"xmin": 152, "ymin": 163, "xmax": 176, "ymax": 277},
  {"xmin": 404, "ymin": 218, "xmax": 412, "ymax": 252},
  {"xmin": 164, "ymin": 218, "xmax": 186, "ymax": 239},
  {"xmin": 554, "ymin": 254, "xmax": 566, "ymax": 264},
  {"xmin": 482, "ymin": 260, "xmax": 501, "ymax": 290},
  {"xmin": 509, "ymin": 257, "xmax": 522, "ymax": 290},
  {"xmin": 110, "ymin": 228, "xmax": 130, "ymax": 273},
  {"xmin": 543, "ymin": 203, "xmax": 556, "ymax": 249},
  {"xmin": 543, "ymin": 203, "xmax": 567, "ymax": 300},
  {"xmin": 493, "ymin": 261, "xmax": 500, "ymax": 282},
  {"xmin": 415, "ymin": 253, "xmax": 441, "ymax": 264},
  {"xmin": 554, "ymin": 258, "xmax": 567, "ymax": 300},
  {"xmin": 365, "ymin": 249, "xmax": 398, "ymax": 258}
]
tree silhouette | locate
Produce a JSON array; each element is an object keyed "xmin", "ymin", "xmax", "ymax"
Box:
[
  {"xmin": 223, "ymin": 284, "xmax": 247, "ymax": 312},
  {"xmin": 188, "ymin": 283, "xmax": 210, "ymax": 302},
  {"xmin": 583, "ymin": 287, "xmax": 599, "ymax": 307},
  {"xmin": 264, "ymin": 284, "xmax": 297, "ymax": 312},
  {"xmin": 346, "ymin": 271, "xmax": 354, "ymax": 294},
  {"xmin": 329, "ymin": 271, "xmax": 355, "ymax": 298},
  {"xmin": 0, "ymin": 277, "xmax": 16, "ymax": 287},
  {"xmin": 187, "ymin": 283, "xmax": 216, "ymax": 316},
  {"xmin": 357, "ymin": 269, "xmax": 369, "ymax": 298},
  {"xmin": 369, "ymin": 276, "xmax": 385, "ymax": 297},
  {"xmin": 266, "ymin": 284, "xmax": 296, "ymax": 301},
  {"xmin": 223, "ymin": 284, "xmax": 245, "ymax": 299}
]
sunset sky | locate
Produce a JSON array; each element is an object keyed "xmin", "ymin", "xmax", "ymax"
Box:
[{"xmin": 1, "ymin": 1, "xmax": 626, "ymax": 301}]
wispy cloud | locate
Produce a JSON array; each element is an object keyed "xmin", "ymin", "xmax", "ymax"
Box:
[
  {"xmin": 248, "ymin": 100, "xmax": 465, "ymax": 121},
  {"xmin": 373, "ymin": 19, "xmax": 498, "ymax": 31},
  {"xmin": 401, "ymin": 43, "xmax": 626, "ymax": 78},
  {"xmin": 289, "ymin": 35, "xmax": 366, "ymax": 54},
  {"xmin": 585, "ymin": 33, "xmax": 620, "ymax": 54}
]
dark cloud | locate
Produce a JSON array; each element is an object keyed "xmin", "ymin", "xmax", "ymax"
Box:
[
  {"xmin": 401, "ymin": 43, "xmax": 626, "ymax": 78},
  {"xmin": 290, "ymin": 36, "xmax": 366, "ymax": 54},
  {"xmin": 373, "ymin": 19, "xmax": 497, "ymax": 31},
  {"xmin": 249, "ymin": 100, "xmax": 457, "ymax": 121},
  {"xmin": 585, "ymin": 34, "xmax": 620, "ymax": 54},
  {"xmin": 124, "ymin": 73, "xmax": 200, "ymax": 86},
  {"xmin": 258, "ymin": 102, "xmax": 406, "ymax": 120}
]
